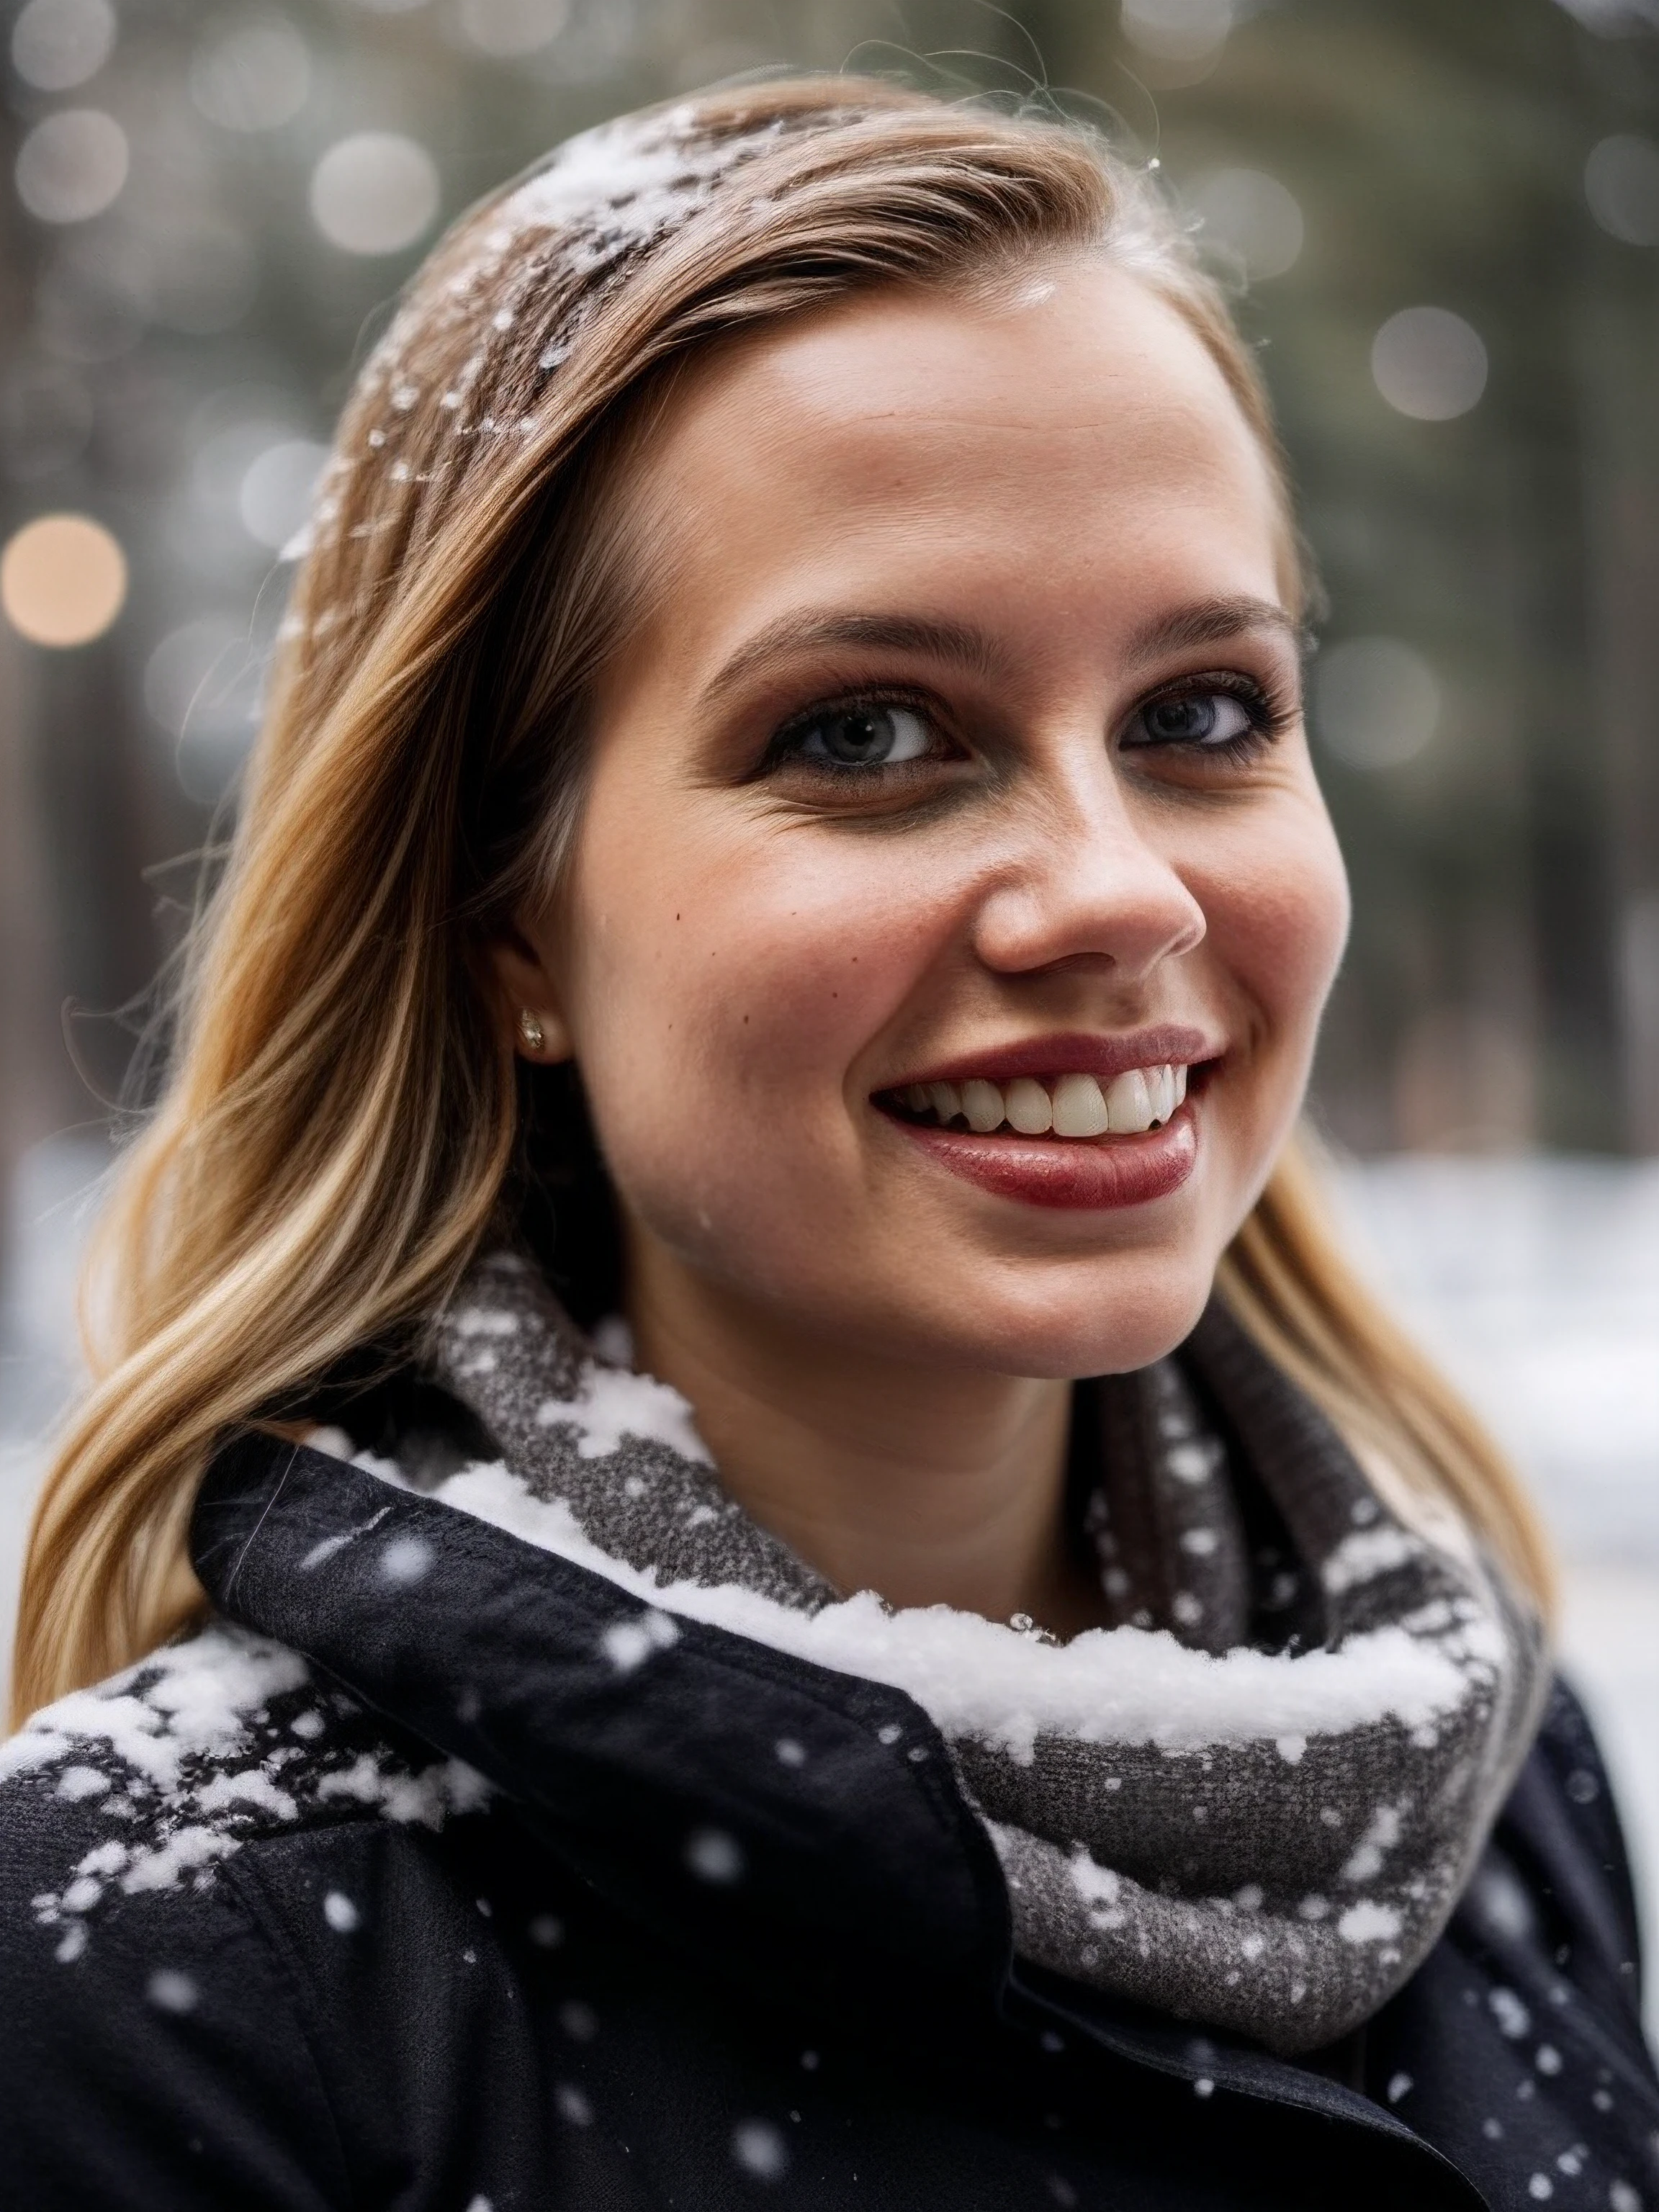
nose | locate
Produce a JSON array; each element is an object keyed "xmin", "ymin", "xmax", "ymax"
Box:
[{"xmin": 968, "ymin": 759, "xmax": 1207, "ymax": 986}]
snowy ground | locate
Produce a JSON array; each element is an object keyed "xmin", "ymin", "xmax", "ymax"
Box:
[
  {"xmin": 1327, "ymin": 1158, "xmax": 1659, "ymax": 2042},
  {"xmin": 1, "ymin": 1140, "xmax": 1655, "ymax": 2036}
]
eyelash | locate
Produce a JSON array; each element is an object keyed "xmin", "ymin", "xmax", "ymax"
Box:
[
  {"xmin": 1125, "ymin": 671, "xmax": 1298, "ymax": 762},
  {"xmin": 759, "ymin": 687, "xmax": 943, "ymax": 776},
  {"xmin": 760, "ymin": 671, "xmax": 1295, "ymax": 779}
]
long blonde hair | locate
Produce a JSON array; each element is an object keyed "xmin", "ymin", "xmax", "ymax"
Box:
[{"xmin": 11, "ymin": 78, "xmax": 1554, "ymax": 1727}]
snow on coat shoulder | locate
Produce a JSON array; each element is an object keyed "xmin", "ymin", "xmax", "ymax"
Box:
[{"xmin": 0, "ymin": 1622, "xmax": 490, "ymax": 1964}]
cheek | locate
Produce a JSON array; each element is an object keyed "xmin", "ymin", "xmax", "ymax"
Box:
[
  {"xmin": 1202, "ymin": 797, "xmax": 1351, "ymax": 1064},
  {"xmin": 559, "ymin": 802, "xmax": 946, "ymax": 1226}
]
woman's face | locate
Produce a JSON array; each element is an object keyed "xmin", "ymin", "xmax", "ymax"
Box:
[{"xmin": 505, "ymin": 258, "xmax": 1349, "ymax": 1380}]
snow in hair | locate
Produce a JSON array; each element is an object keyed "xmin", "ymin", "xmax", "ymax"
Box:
[{"xmin": 284, "ymin": 86, "xmax": 1205, "ymax": 591}]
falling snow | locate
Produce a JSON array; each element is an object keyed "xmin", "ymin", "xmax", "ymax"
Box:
[
  {"xmin": 685, "ymin": 1827, "xmax": 745, "ymax": 1884},
  {"xmin": 731, "ymin": 2118, "xmax": 790, "ymax": 2182},
  {"xmin": 146, "ymin": 1968, "xmax": 197, "ymax": 2013}
]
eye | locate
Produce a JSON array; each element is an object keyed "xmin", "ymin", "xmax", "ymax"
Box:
[
  {"xmin": 780, "ymin": 701, "xmax": 935, "ymax": 771},
  {"xmin": 1126, "ymin": 691, "xmax": 1258, "ymax": 750}
]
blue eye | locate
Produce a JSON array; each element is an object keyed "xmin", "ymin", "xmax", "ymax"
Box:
[
  {"xmin": 1129, "ymin": 692, "xmax": 1257, "ymax": 749},
  {"xmin": 785, "ymin": 703, "xmax": 933, "ymax": 770}
]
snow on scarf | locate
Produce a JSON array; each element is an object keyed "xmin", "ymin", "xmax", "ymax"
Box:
[{"xmin": 399, "ymin": 1249, "xmax": 1544, "ymax": 2055}]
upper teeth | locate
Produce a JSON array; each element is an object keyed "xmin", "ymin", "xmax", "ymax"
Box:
[{"xmin": 898, "ymin": 1065, "xmax": 1188, "ymax": 1138}]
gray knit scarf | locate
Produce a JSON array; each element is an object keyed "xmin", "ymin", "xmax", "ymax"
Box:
[{"xmin": 403, "ymin": 1251, "xmax": 1545, "ymax": 2056}]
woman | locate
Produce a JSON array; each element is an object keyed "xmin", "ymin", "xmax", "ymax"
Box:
[{"xmin": 1, "ymin": 78, "xmax": 1653, "ymax": 2212}]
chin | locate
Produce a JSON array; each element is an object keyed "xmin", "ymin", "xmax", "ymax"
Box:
[{"xmin": 904, "ymin": 1250, "xmax": 1223, "ymax": 1382}]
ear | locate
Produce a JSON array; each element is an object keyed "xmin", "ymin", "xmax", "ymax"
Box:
[{"xmin": 487, "ymin": 921, "xmax": 575, "ymax": 1064}]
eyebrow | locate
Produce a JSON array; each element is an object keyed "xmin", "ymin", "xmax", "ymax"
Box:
[
  {"xmin": 1123, "ymin": 595, "xmax": 1305, "ymax": 663},
  {"xmin": 701, "ymin": 611, "xmax": 1011, "ymax": 706},
  {"xmin": 701, "ymin": 594, "xmax": 1302, "ymax": 708}
]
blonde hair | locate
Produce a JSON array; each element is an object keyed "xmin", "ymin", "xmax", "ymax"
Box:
[{"xmin": 10, "ymin": 78, "xmax": 1552, "ymax": 1727}]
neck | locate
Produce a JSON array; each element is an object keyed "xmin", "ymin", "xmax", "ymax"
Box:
[{"xmin": 624, "ymin": 1244, "xmax": 1109, "ymax": 1640}]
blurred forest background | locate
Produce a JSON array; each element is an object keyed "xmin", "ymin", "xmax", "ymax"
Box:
[
  {"xmin": 2, "ymin": 0, "xmax": 1658, "ymax": 1174},
  {"xmin": 1, "ymin": 0, "xmax": 1657, "ymax": 1996}
]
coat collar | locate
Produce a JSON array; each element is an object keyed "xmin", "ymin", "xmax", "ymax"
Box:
[
  {"xmin": 192, "ymin": 1430, "xmax": 1012, "ymax": 2021},
  {"xmin": 191, "ymin": 1427, "xmax": 1491, "ymax": 2202}
]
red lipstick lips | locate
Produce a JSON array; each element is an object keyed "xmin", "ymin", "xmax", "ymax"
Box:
[
  {"xmin": 892, "ymin": 1114, "xmax": 1197, "ymax": 1210},
  {"xmin": 876, "ymin": 1026, "xmax": 1217, "ymax": 1211}
]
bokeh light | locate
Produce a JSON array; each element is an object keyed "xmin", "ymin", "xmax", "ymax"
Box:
[
  {"xmin": 9, "ymin": 0, "xmax": 116, "ymax": 91},
  {"xmin": 1120, "ymin": 0, "xmax": 1233, "ymax": 65},
  {"xmin": 308, "ymin": 132, "xmax": 440, "ymax": 255},
  {"xmin": 457, "ymin": 0, "xmax": 569, "ymax": 56},
  {"xmin": 1585, "ymin": 134, "xmax": 1659, "ymax": 244},
  {"xmin": 189, "ymin": 15, "xmax": 313, "ymax": 133},
  {"xmin": 1190, "ymin": 167, "xmax": 1305, "ymax": 281},
  {"xmin": 14, "ymin": 109, "xmax": 129, "ymax": 225},
  {"xmin": 143, "ymin": 613, "xmax": 265, "ymax": 801},
  {"xmin": 1313, "ymin": 637, "xmax": 1441, "ymax": 771},
  {"xmin": 1370, "ymin": 306, "xmax": 1488, "ymax": 421},
  {"xmin": 1, "ymin": 513, "xmax": 127, "ymax": 647},
  {"xmin": 143, "ymin": 615, "xmax": 243, "ymax": 737},
  {"xmin": 192, "ymin": 415, "xmax": 300, "ymax": 508},
  {"xmin": 238, "ymin": 438, "xmax": 328, "ymax": 549}
]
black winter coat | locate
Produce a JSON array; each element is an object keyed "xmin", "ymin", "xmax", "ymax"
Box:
[{"xmin": 2, "ymin": 1429, "xmax": 1656, "ymax": 2212}]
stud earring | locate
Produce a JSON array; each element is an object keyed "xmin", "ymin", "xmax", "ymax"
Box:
[{"xmin": 517, "ymin": 1008, "xmax": 545, "ymax": 1056}]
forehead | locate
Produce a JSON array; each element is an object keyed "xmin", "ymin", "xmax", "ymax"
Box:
[{"xmin": 621, "ymin": 260, "xmax": 1290, "ymax": 661}]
